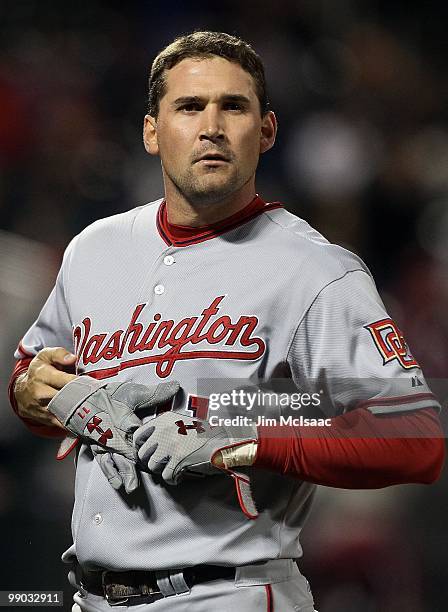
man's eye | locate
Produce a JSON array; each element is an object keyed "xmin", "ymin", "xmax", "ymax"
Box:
[
  {"xmin": 179, "ymin": 103, "xmax": 201, "ymax": 112},
  {"xmin": 225, "ymin": 103, "xmax": 243, "ymax": 111}
]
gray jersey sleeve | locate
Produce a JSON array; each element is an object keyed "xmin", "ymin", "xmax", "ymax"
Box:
[
  {"xmin": 14, "ymin": 238, "xmax": 77, "ymax": 359},
  {"xmin": 287, "ymin": 269, "xmax": 440, "ymax": 417}
]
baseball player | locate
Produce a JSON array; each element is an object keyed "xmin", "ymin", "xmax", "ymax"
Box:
[{"xmin": 9, "ymin": 31, "xmax": 444, "ymax": 612}]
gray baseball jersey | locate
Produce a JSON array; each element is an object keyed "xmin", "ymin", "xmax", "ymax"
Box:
[{"xmin": 13, "ymin": 196, "xmax": 439, "ymax": 574}]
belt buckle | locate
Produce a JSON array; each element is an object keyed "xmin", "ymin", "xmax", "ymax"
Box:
[
  {"xmin": 102, "ymin": 571, "xmax": 129, "ymax": 607},
  {"xmin": 102, "ymin": 571, "xmax": 162, "ymax": 607}
]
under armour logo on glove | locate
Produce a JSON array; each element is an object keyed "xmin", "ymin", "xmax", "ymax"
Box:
[
  {"xmin": 134, "ymin": 411, "xmax": 259, "ymax": 519},
  {"xmin": 48, "ymin": 377, "xmax": 180, "ymax": 494},
  {"xmin": 175, "ymin": 419, "xmax": 205, "ymax": 435},
  {"xmin": 87, "ymin": 415, "xmax": 114, "ymax": 445}
]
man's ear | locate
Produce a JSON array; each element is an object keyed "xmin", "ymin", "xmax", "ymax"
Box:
[
  {"xmin": 260, "ymin": 111, "xmax": 277, "ymax": 154},
  {"xmin": 143, "ymin": 115, "xmax": 159, "ymax": 155}
]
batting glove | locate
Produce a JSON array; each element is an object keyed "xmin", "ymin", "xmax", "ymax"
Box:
[
  {"xmin": 134, "ymin": 411, "xmax": 259, "ymax": 518},
  {"xmin": 90, "ymin": 447, "xmax": 139, "ymax": 493},
  {"xmin": 48, "ymin": 376, "xmax": 179, "ymax": 493}
]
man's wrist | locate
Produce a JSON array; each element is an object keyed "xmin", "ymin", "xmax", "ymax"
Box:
[{"xmin": 213, "ymin": 441, "xmax": 258, "ymax": 469}]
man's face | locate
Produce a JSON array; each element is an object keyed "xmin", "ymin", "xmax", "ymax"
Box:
[{"xmin": 144, "ymin": 56, "xmax": 275, "ymax": 207}]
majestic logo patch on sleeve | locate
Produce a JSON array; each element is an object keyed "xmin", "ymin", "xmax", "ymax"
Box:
[{"xmin": 364, "ymin": 318, "xmax": 419, "ymax": 370}]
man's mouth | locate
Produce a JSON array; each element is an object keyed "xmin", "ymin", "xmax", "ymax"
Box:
[{"xmin": 195, "ymin": 152, "xmax": 230, "ymax": 163}]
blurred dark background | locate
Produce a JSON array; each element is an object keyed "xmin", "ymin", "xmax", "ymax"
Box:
[{"xmin": 1, "ymin": 1, "xmax": 447, "ymax": 610}]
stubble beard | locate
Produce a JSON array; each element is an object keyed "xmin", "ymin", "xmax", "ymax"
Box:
[{"xmin": 166, "ymin": 164, "xmax": 244, "ymax": 208}]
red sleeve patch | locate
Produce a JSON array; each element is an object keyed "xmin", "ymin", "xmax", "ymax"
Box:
[{"xmin": 364, "ymin": 318, "xmax": 419, "ymax": 370}]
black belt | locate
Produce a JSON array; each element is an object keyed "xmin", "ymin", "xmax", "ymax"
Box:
[{"xmin": 79, "ymin": 565, "xmax": 236, "ymax": 606}]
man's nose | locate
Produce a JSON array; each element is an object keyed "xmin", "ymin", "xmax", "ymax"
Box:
[{"xmin": 199, "ymin": 106, "xmax": 225, "ymax": 141}]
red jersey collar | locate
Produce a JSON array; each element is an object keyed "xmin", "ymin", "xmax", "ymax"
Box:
[{"xmin": 156, "ymin": 195, "xmax": 283, "ymax": 247}]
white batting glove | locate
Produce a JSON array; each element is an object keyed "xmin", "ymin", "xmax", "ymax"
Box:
[
  {"xmin": 90, "ymin": 447, "xmax": 140, "ymax": 493},
  {"xmin": 134, "ymin": 411, "xmax": 259, "ymax": 518},
  {"xmin": 48, "ymin": 377, "xmax": 179, "ymax": 493}
]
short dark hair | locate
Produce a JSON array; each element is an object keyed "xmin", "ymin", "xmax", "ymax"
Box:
[{"xmin": 148, "ymin": 31, "xmax": 269, "ymax": 117}]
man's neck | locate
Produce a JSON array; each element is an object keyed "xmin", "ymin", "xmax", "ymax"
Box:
[{"xmin": 164, "ymin": 183, "xmax": 257, "ymax": 227}]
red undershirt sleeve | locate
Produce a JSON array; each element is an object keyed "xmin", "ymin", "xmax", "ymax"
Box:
[{"xmin": 254, "ymin": 407, "xmax": 445, "ymax": 488}]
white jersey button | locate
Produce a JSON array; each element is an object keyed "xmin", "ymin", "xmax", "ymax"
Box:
[
  {"xmin": 154, "ymin": 284, "xmax": 165, "ymax": 295},
  {"xmin": 94, "ymin": 513, "xmax": 103, "ymax": 525},
  {"xmin": 163, "ymin": 255, "xmax": 175, "ymax": 266}
]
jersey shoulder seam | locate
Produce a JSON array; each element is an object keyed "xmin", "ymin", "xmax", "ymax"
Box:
[
  {"xmin": 285, "ymin": 268, "xmax": 372, "ymax": 361},
  {"xmin": 263, "ymin": 209, "xmax": 329, "ymax": 246}
]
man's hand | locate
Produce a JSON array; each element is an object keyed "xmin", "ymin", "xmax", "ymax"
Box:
[
  {"xmin": 14, "ymin": 347, "xmax": 77, "ymax": 429},
  {"xmin": 48, "ymin": 378, "xmax": 179, "ymax": 458},
  {"xmin": 134, "ymin": 412, "xmax": 259, "ymax": 518},
  {"xmin": 48, "ymin": 378, "xmax": 180, "ymax": 493}
]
